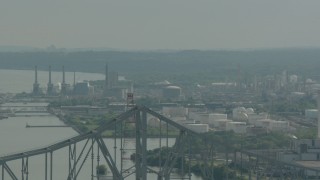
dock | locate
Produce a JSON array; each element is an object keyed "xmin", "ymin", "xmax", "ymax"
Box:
[{"xmin": 26, "ymin": 124, "xmax": 71, "ymax": 128}]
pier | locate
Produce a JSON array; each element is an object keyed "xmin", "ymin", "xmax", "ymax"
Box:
[{"xmin": 26, "ymin": 124, "xmax": 71, "ymax": 128}]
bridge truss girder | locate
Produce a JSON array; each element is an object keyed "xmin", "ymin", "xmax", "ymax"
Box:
[
  {"xmin": 0, "ymin": 106, "xmax": 201, "ymax": 180},
  {"xmin": 3, "ymin": 105, "xmax": 320, "ymax": 179}
]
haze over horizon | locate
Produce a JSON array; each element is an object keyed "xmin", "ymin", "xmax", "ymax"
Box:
[{"xmin": 1, "ymin": 0, "xmax": 320, "ymax": 50}]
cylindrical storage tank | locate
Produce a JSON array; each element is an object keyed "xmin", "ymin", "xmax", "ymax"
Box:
[
  {"xmin": 186, "ymin": 124, "xmax": 209, "ymax": 133},
  {"xmin": 208, "ymin": 113, "xmax": 227, "ymax": 126},
  {"xmin": 246, "ymin": 108, "xmax": 254, "ymax": 114},
  {"xmin": 163, "ymin": 86, "xmax": 181, "ymax": 99},
  {"xmin": 213, "ymin": 119, "xmax": 232, "ymax": 130},
  {"xmin": 209, "ymin": 113, "xmax": 228, "ymax": 120},
  {"xmin": 226, "ymin": 122, "xmax": 247, "ymax": 134},
  {"xmin": 232, "ymin": 107, "xmax": 247, "ymax": 120},
  {"xmin": 147, "ymin": 117, "xmax": 160, "ymax": 127}
]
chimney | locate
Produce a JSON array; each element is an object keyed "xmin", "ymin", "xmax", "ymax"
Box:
[
  {"xmin": 73, "ymin": 71, "xmax": 76, "ymax": 86},
  {"xmin": 61, "ymin": 66, "xmax": 67, "ymax": 95},
  {"xmin": 35, "ymin": 65, "xmax": 38, "ymax": 83},
  {"xmin": 47, "ymin": 65, "xmax": 54, "ymax": 95},
  {"xmin": 62, "ymin": 66, "xmax": 65, "ymax": 84},
  {"xmin": 33, "ymin": 65, "xmax": 40, "ymax": 95},
  {"xmin": 49, "ymin": 65, "xmax": 52, "ymax": 84}
]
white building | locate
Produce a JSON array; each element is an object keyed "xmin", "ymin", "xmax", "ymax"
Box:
[
  {"xmin": 232, "ymin": 107, "xmax": 248, "ymax": 121},
  {"xmin": 209, "ymin": 113, "xmax": 227, "ymax": 120},
  {"xmin": 226, "ymin": 122, "xmax": 247, "ymax": 134},
  {"xmin": 189, "ymin": 112, "xmax": 228, "ymax": 126},
  {"xmin": 278, "ymin": 139, "xmax": 320, "ymax": 163},
  {"xmin": 208, "ymin": 113, "xmax": 228, "ymax": 127},
  {"xmin": 213, "ymin": 119, "xmax": 232, "ymax": 130},
  {"xmin": 189, "ymin": 112, "xmax": 209, "ymax": 124}
]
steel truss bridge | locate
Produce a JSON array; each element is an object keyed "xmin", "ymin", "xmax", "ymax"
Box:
[{"xmin": 0, "ymin": 105, "xmax": 320, "ymax": 180}]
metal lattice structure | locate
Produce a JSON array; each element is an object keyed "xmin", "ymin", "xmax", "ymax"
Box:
[
  {"xmin": 0, "ymin": 106, "xmax": 200, "ymax": 180},
  {"xmin": 1, "ymin": 105, "xmax": 320, "ymax": 180}
]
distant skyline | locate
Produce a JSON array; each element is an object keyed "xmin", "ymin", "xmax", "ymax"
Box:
[{"xmin": 1, "ymin": 0, "xmax": 320, "ymax": 50}]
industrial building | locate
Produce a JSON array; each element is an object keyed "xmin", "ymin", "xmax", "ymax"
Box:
[
  {"xmin": 103, "ymin": 63, "xmax": 132, "ymax": 100},
  {"xmin": 275, "ymin": 91, "xmax": 320, "ymax": 176},
  {"xmin": 74, "ymin": 82, "xmax": 94, "ymax": 96},
  {"xmin": 188, "ymin": 111, "xmax": 228, "ymax": 126},
  {"xmin": 226, "ymin": 122, "xmax": 247, "ymax": 134},
  {"xmin": 162, "ymin": 86, "xmax": 182, "ymax": 100}
]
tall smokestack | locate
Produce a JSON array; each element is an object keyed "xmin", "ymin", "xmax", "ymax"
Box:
[
  {"xmin": 62, "ymin": 66, "xmax": 65, "ymax": 84},
  {"xmin": 73, "ymin": 71, "xmax": 76, "ymax": 87},
  {"xmin": 49, "ymin": 65, "xmax": 52, "ymax": 84},
  {"xmin": 47, "ymin": 65, "xmax": 54, "ymax": 95},
  {"xmin": 35, "ymin": 65, "xmax": 38, "ymax": 83},
  {"xmin": 33, "ymin": 65, "xmax": 40, "ymax": 95},
  {"xmin": 61, "ymin": 66, "xmax": 67, "ymax": 95}
]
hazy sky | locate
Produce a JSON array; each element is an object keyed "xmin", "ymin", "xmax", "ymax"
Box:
[{"xmin": 1, "ymin": 0, "xmax": 320, "ymax": 50}]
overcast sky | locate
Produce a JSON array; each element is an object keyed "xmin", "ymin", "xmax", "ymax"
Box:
[{"xmin": 1, "ymin": 0, "xmax": 320, "ymax": 50}]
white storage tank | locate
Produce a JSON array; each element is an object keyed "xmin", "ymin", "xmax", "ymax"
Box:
[
  {"xmin": 189, "ymin": 112, "xmax": 209, "ymax": 124},
  {"xmin": 213, "ymin": 119, "xmax": 232, "ymax": 130},
  {"xmin": 186, "ymin": 124, "xmax": 209, "ymax": 133},
  {"xmin": 209, "ymin": 113, "xmax": 227, "ymax": 120},
  {"xmin": 208, "ymin": 113, "xmax": 228, "ymax": 126},
  {"xmin": 226, "ymin": 122, "xmax": 247, "ymax": 134},
  {"xmin": 246, "ymin": 108, "xmax": 254, "ymax": 114},
  {"xmin": 247, "ymin": 113, "xmax": 268, "ymax": 124},
  {"xmin": 232, "ymin": 107, "xmax": 248, "ymax": 121},
  {"xmin": 163, "ymin": 86, "xmax": 181, "ymax": 99},
  {"xmin": 147, "ymin": 117, "xmax": 160, "ymax": 127}
]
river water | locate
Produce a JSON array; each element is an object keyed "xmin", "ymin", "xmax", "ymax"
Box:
[{"xmin": 0, "ymin": 70, "xmax": 202, "ymax": 179}]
